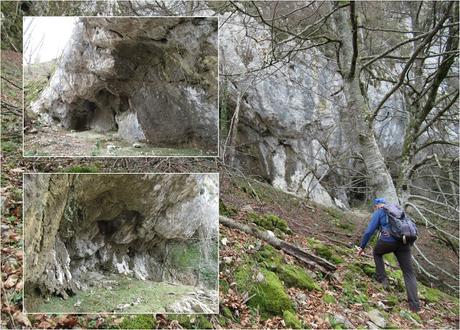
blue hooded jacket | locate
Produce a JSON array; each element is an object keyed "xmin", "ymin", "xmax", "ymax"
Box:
[{"xmin": 359, "ymin": 207, "xmax": 396, "ymax": 249}]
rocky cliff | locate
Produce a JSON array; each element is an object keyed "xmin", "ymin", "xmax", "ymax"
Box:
[
  {"xmin": 31, "ymin": 17, "xmax": 218, "ymax": 151},
  {"xmin": 24, "ymin": 173, "xmax": 219, "ymax": 296},
  {"xmin": 220, "ymin": 14, "xmax": 406, "ymax": 208}
]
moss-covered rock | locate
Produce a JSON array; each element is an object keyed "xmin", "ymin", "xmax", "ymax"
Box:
[
  {"xmin": 257, "ymin": 245, "xmax": 283, "ymax": 270},
  {"xmin": 235, "ymin": 265, "xmax": 295, "ymax": 318},
  {"xmin": 278, "ymin": 264, "xmax": 320, "ymax": 291},
  {"xmin": 283, "ymin": 310, "xmax": 303, "ymax": 329},
  {"xmin": 248, "ymin": 213, "xmax": 292, "ymax": 234},
  {"xmin": 256, "ymin": 245, "xmax": 320, "ymax": 291},
  {"xmin": 307, "ymin": 238, "xmax": 343, "ymax": 264},
  {"xmin": 117, "ymin": 315, "xmax": 156, "ymax": 329},
  {"xmin": 347, "ymin": 262, "xmax": 375, "ymax": 278}
]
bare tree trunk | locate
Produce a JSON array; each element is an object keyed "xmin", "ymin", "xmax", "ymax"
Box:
[
  {"xmin": 333, "ymin": 3, "xmax": 398, "ymax": 203},
  {"xmin": 226, "ymin": 92, "xmax": 242, "ymax": 167}
]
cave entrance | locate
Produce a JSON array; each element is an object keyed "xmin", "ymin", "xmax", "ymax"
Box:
[{"xmin": 69, "ymin": 100, "xmax": 98, "ymax": 131}]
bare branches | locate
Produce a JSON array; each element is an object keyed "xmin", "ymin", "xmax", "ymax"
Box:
[
  {"xmin": 370, "ymin": 2, "xmax": 454, "ymax": 122},
  {"xmin": 415, "ymin": 91, "xmax": 459, "ymax": 139}
]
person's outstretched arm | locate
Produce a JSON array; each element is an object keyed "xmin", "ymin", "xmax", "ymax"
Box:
[{"xmin": 357, "ymin": 210, "xmax": 381, "ymax": 255}]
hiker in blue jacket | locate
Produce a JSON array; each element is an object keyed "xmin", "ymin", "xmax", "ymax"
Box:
[{"xmin": 357, "ymin": 198, "xmax": 421, "ymax": 312}]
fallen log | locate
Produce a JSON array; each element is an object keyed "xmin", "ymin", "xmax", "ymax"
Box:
[{"xmin": 219, "ymin": 215, "xmax": 337, "ymax": 274}]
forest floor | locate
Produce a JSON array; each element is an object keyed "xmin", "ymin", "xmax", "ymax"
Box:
[
  {"xmin": 2, "ymin": 50, "xmax": 459, "ymax": 329},
  {"xmin": 24, "ymin": 127, "xmax": 210, "ymax": 157},
  {"xmin": 25, "ymin": 276, "xmax": 212, "ymax": 314}
]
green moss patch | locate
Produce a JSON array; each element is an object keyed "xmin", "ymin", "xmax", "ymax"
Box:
[
  {"xmin": 278, "ymin": 264, "xmax": 320, "ymax": 291},
  {"xmin": 307, "ymin": 238, "xmax": 343, "ymax": 264},
  {"xmin": 341, "ymin": 269, "xmax": 369, "ymax": 305},
  {"xmin": 168, "ymin": 241, "xmax": 217, "ymax": 288},
  {"xmin": 235, "ymin": 265, "xmax": 294, "ymax": 318},
  {"xmin": 347, "ymin": 262, "xmax": 375, "ymax": 279},
  {"xmin": 399, "ymin": 309, "xmax": 422, "ymax": 324},
  {"xmin": 419, "ymin": 285, "xmax": 456, "ymax": 304},
  {"xmin": 388, "ymin": 270, "xmax": 404, "ymax": 292},
  {"xmin": 248, "ymin": 213, "xmax": 292, "ymax": 234},
  {"xmin": 323, "ymin": 293, "xmax": 336, "ymax": 304},
  {"xmin": 283, "ymin": 310, "xmax": 303, "ymax": 329},
  {"xmin": 66, "ymin": 165, "xmax": 100, "ymax": 173},
  {"xmin": 383, "ymin": 253, "xmax": 398, "ymax": 266},
  {"xmin": 117, "ymin": 315, "xmax": 156, "ymax": 329},
  {"xmin": 324, "ymin": 207, "xmax": 355, "ymax": 232},
  {"xmin": 257, "ymin": 245, "xmax": 283, "ymax": 270},
  {"xmin": 2, "ymin": 141, "xmax": 18, "ymax": 153},
  {"xmin": 256, "ymin": 245, "xmax": 320, "ymax": 291}
]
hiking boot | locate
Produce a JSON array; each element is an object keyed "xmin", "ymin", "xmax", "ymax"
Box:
[
  {"xmin": 409, "ymin": 303, "xmax": 421, "ymax": 313},
  {"xmin": 381, "ymin": 279, "xmax": 390, "ymax": 291}
]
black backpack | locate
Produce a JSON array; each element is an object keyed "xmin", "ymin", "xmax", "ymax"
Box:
[{"xmin": 382, "ymin": 204, "xmax": 418, "ymax": 244}]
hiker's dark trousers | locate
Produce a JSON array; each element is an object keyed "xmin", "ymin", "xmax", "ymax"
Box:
[{"xmin": 373, "ymin": 239, "xmax": 420, "ymax": 311}]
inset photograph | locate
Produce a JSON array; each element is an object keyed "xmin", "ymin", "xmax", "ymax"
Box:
[
  {"xmin": 23, "ymin": 17, "xmax": 218, "ymax": 157},
  {"xmin": 24, "ymin": 173, "xmax": 219, "ymax": 314}
]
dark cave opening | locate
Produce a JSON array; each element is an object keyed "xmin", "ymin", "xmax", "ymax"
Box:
[
  {"xmin": 96, "ymin": 209, "xmax": 142, "ymax": 243},
  {"xmin": 67, "ymin": 100, "xmax": 98, "ymax": 131}
]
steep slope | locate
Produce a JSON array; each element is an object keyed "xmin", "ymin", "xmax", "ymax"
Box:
[{"xmin": 216, "ymin": 176, "xmax": 459, "ymax": 329}]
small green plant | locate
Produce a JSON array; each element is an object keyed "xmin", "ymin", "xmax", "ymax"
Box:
[
  {"xmin": 66, "ymin": 165, "xmax": 99, "ymax": 173},
  {"xmin": 2, "ymin": 141, "xmax": 17, "ymax": 153},
  {"xmin": 90, "ymin": 139, "xmax": 102, "ymax": 156}
]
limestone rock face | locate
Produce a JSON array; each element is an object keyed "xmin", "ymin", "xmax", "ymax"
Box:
[
  {"xmin": 32, "ymin": 17, "xmax": 218, "ymax": 151},
  {"xmin": 220, "ymin": 14, "xmax": 406, "ymax": 207},
  {"xmin": 24, "ymin": 174, "xmax": 219, "ymax": 295}
]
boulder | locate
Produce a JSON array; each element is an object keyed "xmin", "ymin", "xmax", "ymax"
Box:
[{"xmin": 367, "ymin": 309, "xmax": 387, "ymax": 328}]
